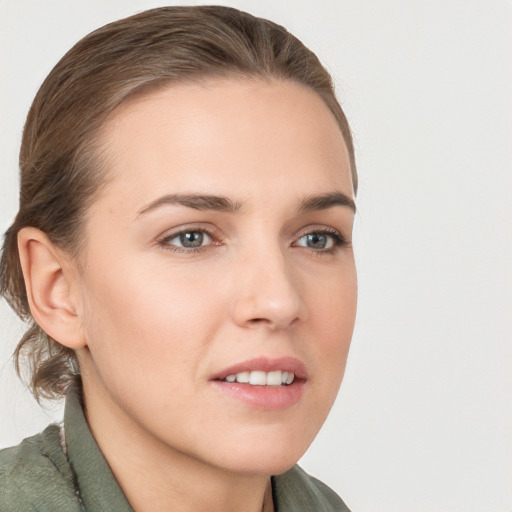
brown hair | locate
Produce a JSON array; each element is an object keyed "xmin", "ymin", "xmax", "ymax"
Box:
[{"xmin": 0, "ymin": 5, "xmax": 357, "ymax": 401}]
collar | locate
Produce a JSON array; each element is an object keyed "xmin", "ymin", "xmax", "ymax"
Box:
[{"xmin": 64, "ymin": 381, "xmax": 134, "ymax": 511}]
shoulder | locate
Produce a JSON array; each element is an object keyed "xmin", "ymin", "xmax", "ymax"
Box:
[
  {"xmin": 273, "ymin": 465, "xmax": 351, "ymax": 512},
  {"xmin": 0, "ymin": 425, "xmax": 83, "ymax": 512}
]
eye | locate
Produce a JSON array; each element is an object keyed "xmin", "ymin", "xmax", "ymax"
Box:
[
  {"xmin": 294, "ymin": 229, "xmax": 346, "ymax": 252},
  {"xmin": 296, "ymin": 232, "xmax": 333, "ymax": 250},
  {"xmin": 160, "ymin": 229, "xmax": 213, "ymax": 250}
]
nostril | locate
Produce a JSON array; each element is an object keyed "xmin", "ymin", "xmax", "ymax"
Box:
[
  {"xmin": 246, "ymin": 316, "xmax": 300, "ymax": 329},
  {"xmin": 248, "ymin": 318, "xmax": 270, "ymax": 325}
]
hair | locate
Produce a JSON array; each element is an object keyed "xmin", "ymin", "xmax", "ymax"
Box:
[{"xmin": 0, "ymin": 5, "xmax": 357, "ymax": 402}]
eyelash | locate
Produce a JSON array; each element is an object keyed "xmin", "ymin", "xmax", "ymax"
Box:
[
  {"xmin": 157, "ymin": 226, "xmax": 348, "ymax": 255},
  {"xmin": 294, "ymin": 227, "xmax": 349, "ymax": 255},
  {"xmin": 158, "ymin": 227, "xmax": 221, "ymax": 254}
]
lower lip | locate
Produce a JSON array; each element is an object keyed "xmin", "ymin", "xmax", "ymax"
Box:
[{"xmin": 210, "ymin": 380, "xmax": 305, "ymax": 410}]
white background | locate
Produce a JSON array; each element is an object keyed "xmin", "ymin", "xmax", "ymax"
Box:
[{"xmin": 1, "ymin": 1, "xmax": 510, "ymax": 511}]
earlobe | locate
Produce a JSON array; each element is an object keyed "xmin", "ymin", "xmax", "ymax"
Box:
[{"xmin": 17, "ymin": 227, "xmax": 86, "ymax": 349}]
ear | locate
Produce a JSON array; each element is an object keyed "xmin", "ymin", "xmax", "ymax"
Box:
[{"xmin": 17, "ymin": 227, "xmax": 86, "ymax": 349}]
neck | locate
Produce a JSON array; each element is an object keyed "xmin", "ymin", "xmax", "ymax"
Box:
[{"xmin": 81, "ymin": 376, "xmax": 273, "ymax": 512}]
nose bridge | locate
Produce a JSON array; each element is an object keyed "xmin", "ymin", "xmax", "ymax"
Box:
[{"xmin": 231, "ymin": 238, "xmax": 307, "ymax": 329}]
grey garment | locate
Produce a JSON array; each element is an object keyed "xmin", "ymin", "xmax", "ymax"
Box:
[{"xmin": 0, "ymin": 384, "xmax": 350, "ymax": 511}]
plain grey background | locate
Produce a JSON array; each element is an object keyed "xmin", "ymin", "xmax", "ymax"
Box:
[{"xmin": 1, "ymin": 1, "xmax": 511, "ymax": 511}]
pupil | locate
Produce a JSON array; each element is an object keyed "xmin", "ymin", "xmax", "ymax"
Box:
[
  {"xmin": 307, "ymin": 233, "xmax": 327, "ymax": 249},
  {"xmin": 180, "ymin": 232, "xmax": 203, "ymax": 247}
]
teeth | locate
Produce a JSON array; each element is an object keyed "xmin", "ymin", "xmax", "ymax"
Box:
[
  {"xmin": 266, "ymin": 371, "xmax": 282, "ymax": 386},
  {"xmin": 236, "ymin": 371, "xmax": 250, "ymax": 383},
  {"xmin": 249, "ymin": 371, "xmax": 267, "ymax": 385},
  {"xmin": 223, "ymin": 370, "xmax": 295, "ymax": 386}
]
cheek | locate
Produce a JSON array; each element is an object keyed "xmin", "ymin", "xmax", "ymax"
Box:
[
  {"xmin": 306, "ymin": 266, "xmax": 357, "ymax": 392},
  {"xmin": 79, "ymin": 259, "xmax": 223, "ymax": 383},
  {"xmin": 309, "ymin": 263, "xmax": 357, "ymax": 336}
]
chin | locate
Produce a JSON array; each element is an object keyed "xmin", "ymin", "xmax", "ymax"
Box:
[
  {"xmin": 210, "ymin": 427, "xmax": 316, "ymax": 476},
  {"xmin": 220, "ymin": 453, "xmax": 304, "ymax": 477}
]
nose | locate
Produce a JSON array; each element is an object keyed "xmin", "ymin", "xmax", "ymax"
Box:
[{"xmin": 230, "ymin": 245, "xmax": 308, "ymax": 330}]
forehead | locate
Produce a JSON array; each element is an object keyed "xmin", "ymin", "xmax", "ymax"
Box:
[{"xmin": 95, "ymin": 78, "xmax": 353, "ymax": 208}]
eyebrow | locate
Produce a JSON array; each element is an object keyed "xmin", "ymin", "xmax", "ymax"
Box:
[
  {"xmin": 137, "ymin": 194, "xmax": 241, "ymax": 217},
  {"xmin": 298, "ymin": 192, "xmax": 356, "ymax": 214},
  {"xmin": 137, "ymin": 191, "xmax": 356, "ymax": 217}
]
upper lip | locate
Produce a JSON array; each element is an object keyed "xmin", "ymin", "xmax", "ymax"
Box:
[{"xmin": 211, "ymin": 356, "xmax": 307, "ymax": 381}]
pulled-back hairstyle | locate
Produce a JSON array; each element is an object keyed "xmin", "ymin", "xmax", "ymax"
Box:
[{"xmin": 0, "ymin": 5, "xmax": 357, "ymax": 401}]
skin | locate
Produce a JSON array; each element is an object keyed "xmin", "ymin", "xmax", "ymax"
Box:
[{"xmin": 21, "ymin": 78, "xmax": 357, "ymax": 512}]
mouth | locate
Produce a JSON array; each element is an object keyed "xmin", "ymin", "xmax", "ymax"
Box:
[
  {"xmin": 222, "ymin": 370, "xmax": 295, "ymax": 386},
  {"xmin": 210, "ymin": 357, "xmax": 307, "ymax": 410}
]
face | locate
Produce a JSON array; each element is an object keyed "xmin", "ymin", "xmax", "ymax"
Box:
[{"xmin": 73, "ymin": 78, "xmax": 357, "ymax": 475}]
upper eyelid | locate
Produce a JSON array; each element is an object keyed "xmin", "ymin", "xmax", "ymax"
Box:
[
  {"xmin": 293, "ymin": 225, "xmax": 345, "ymax": 239},
  {"xmin": 158, "ymin": 224, "xmax": 220, "ymax": 241},
  {"xmin": 165, "ymin": 229, "xmax": 213, "ymax": 242},
  {"xmin": 298, "ymin": 226, "xmax": 339, "ymax": 234}
]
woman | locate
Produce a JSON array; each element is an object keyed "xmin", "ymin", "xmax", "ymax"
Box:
[{"xmin": 0, "ymin": 6, "xmax": 357, "ymax": 511}]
